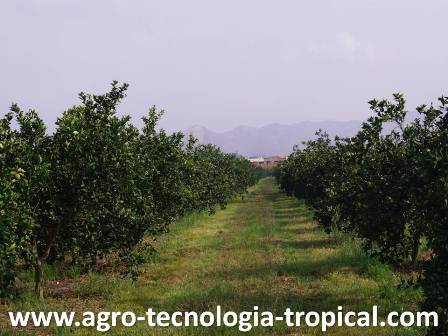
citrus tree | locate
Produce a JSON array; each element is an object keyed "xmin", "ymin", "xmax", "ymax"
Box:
[
  {"xmin": 276, "ymin": 94, "xmax": 448, "ymax": 334},
  {"xmin": 0, "ymin": 82, "xmax": 262, "ymax": 300}
]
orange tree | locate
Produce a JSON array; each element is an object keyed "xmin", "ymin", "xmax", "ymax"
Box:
[
  {"xmin": 0, "ymin": 82, "xmax": 261, "ymax": 300},
  {"xmin": 277, "ymin": 94, "xmax": 448, "ymax": 334}
]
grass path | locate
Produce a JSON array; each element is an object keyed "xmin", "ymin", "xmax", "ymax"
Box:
[{"xmin": 2, "ymin": 178, "xmax": 424, "ymax": 335}]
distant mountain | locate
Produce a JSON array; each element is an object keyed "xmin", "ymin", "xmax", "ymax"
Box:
[{"xmin": 185, "ymin": 121, "xmax": 363, "ymax": 157}]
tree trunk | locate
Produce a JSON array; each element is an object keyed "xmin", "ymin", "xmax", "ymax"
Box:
[
  {"xmin": 34, "ymin": 226, "xmax": 59, "ymax": 300},
  {"xmin": 91, "ymin": 252, "xmax": 97, "ymax": 268},
  {"xmin": 411, "ymin": 236, "xmax": 420, "ymax": 266},
  {"xmin": 34, "ymin": 257, "xmax": 44, "ymax": 300},
  {"xmin": 46, "ymin": 247, "xmax": 57, "ymax": 265}
]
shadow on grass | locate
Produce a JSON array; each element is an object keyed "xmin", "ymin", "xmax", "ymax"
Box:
[
  {"xmin": 115, "ymin": 179, "xmax": 423, "ymax": 335},
  {"xmin": 128, "ymin": 252, "xmax": 372, "ymax": 313},
  {"xmin": 274, "ymin": 238, "xmax": 335, "ymax": 250},
  {"xmin": 279, "ymin": 225, "xmax": 319, "ymax": 235}
]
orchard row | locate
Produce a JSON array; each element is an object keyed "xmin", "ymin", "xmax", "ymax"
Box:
[
  {"xmin": 276, "ymin": 94, "xmax": 448, "ymax": 335},
  {"xmin": 0, "ymin": 82, "xmax": 264, "ymax": 300}
]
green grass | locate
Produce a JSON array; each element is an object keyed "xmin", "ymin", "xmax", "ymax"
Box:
[{"xmin": 0, "ymin": 178, "xmax": 424, "ymax": 335}]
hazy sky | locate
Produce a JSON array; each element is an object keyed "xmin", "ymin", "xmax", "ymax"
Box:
[{"xmin": 1, "ymin": 0, "xmax": 447, "ymax": 132}]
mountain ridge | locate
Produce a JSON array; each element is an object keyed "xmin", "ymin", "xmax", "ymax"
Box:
[{"xmin": 185, "ymin": 120, "xmax": 363, "ymax": 157}]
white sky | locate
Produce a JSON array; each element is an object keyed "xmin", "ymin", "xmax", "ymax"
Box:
[{"xmin": 1, "ymin": 0, "xmax": 447, "ymax": 132}]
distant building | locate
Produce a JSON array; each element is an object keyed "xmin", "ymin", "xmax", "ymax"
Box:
[
  {"xmin": 248, "ymin": 157, "xmax": 264, "ymax": 164},
  {"xmin": 263, "ymin": 156, "xmax": 286, "ymax": 168},
  {"xmin": 248, "ymin": 155, "xmax": 286, "ymax": 168}
]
